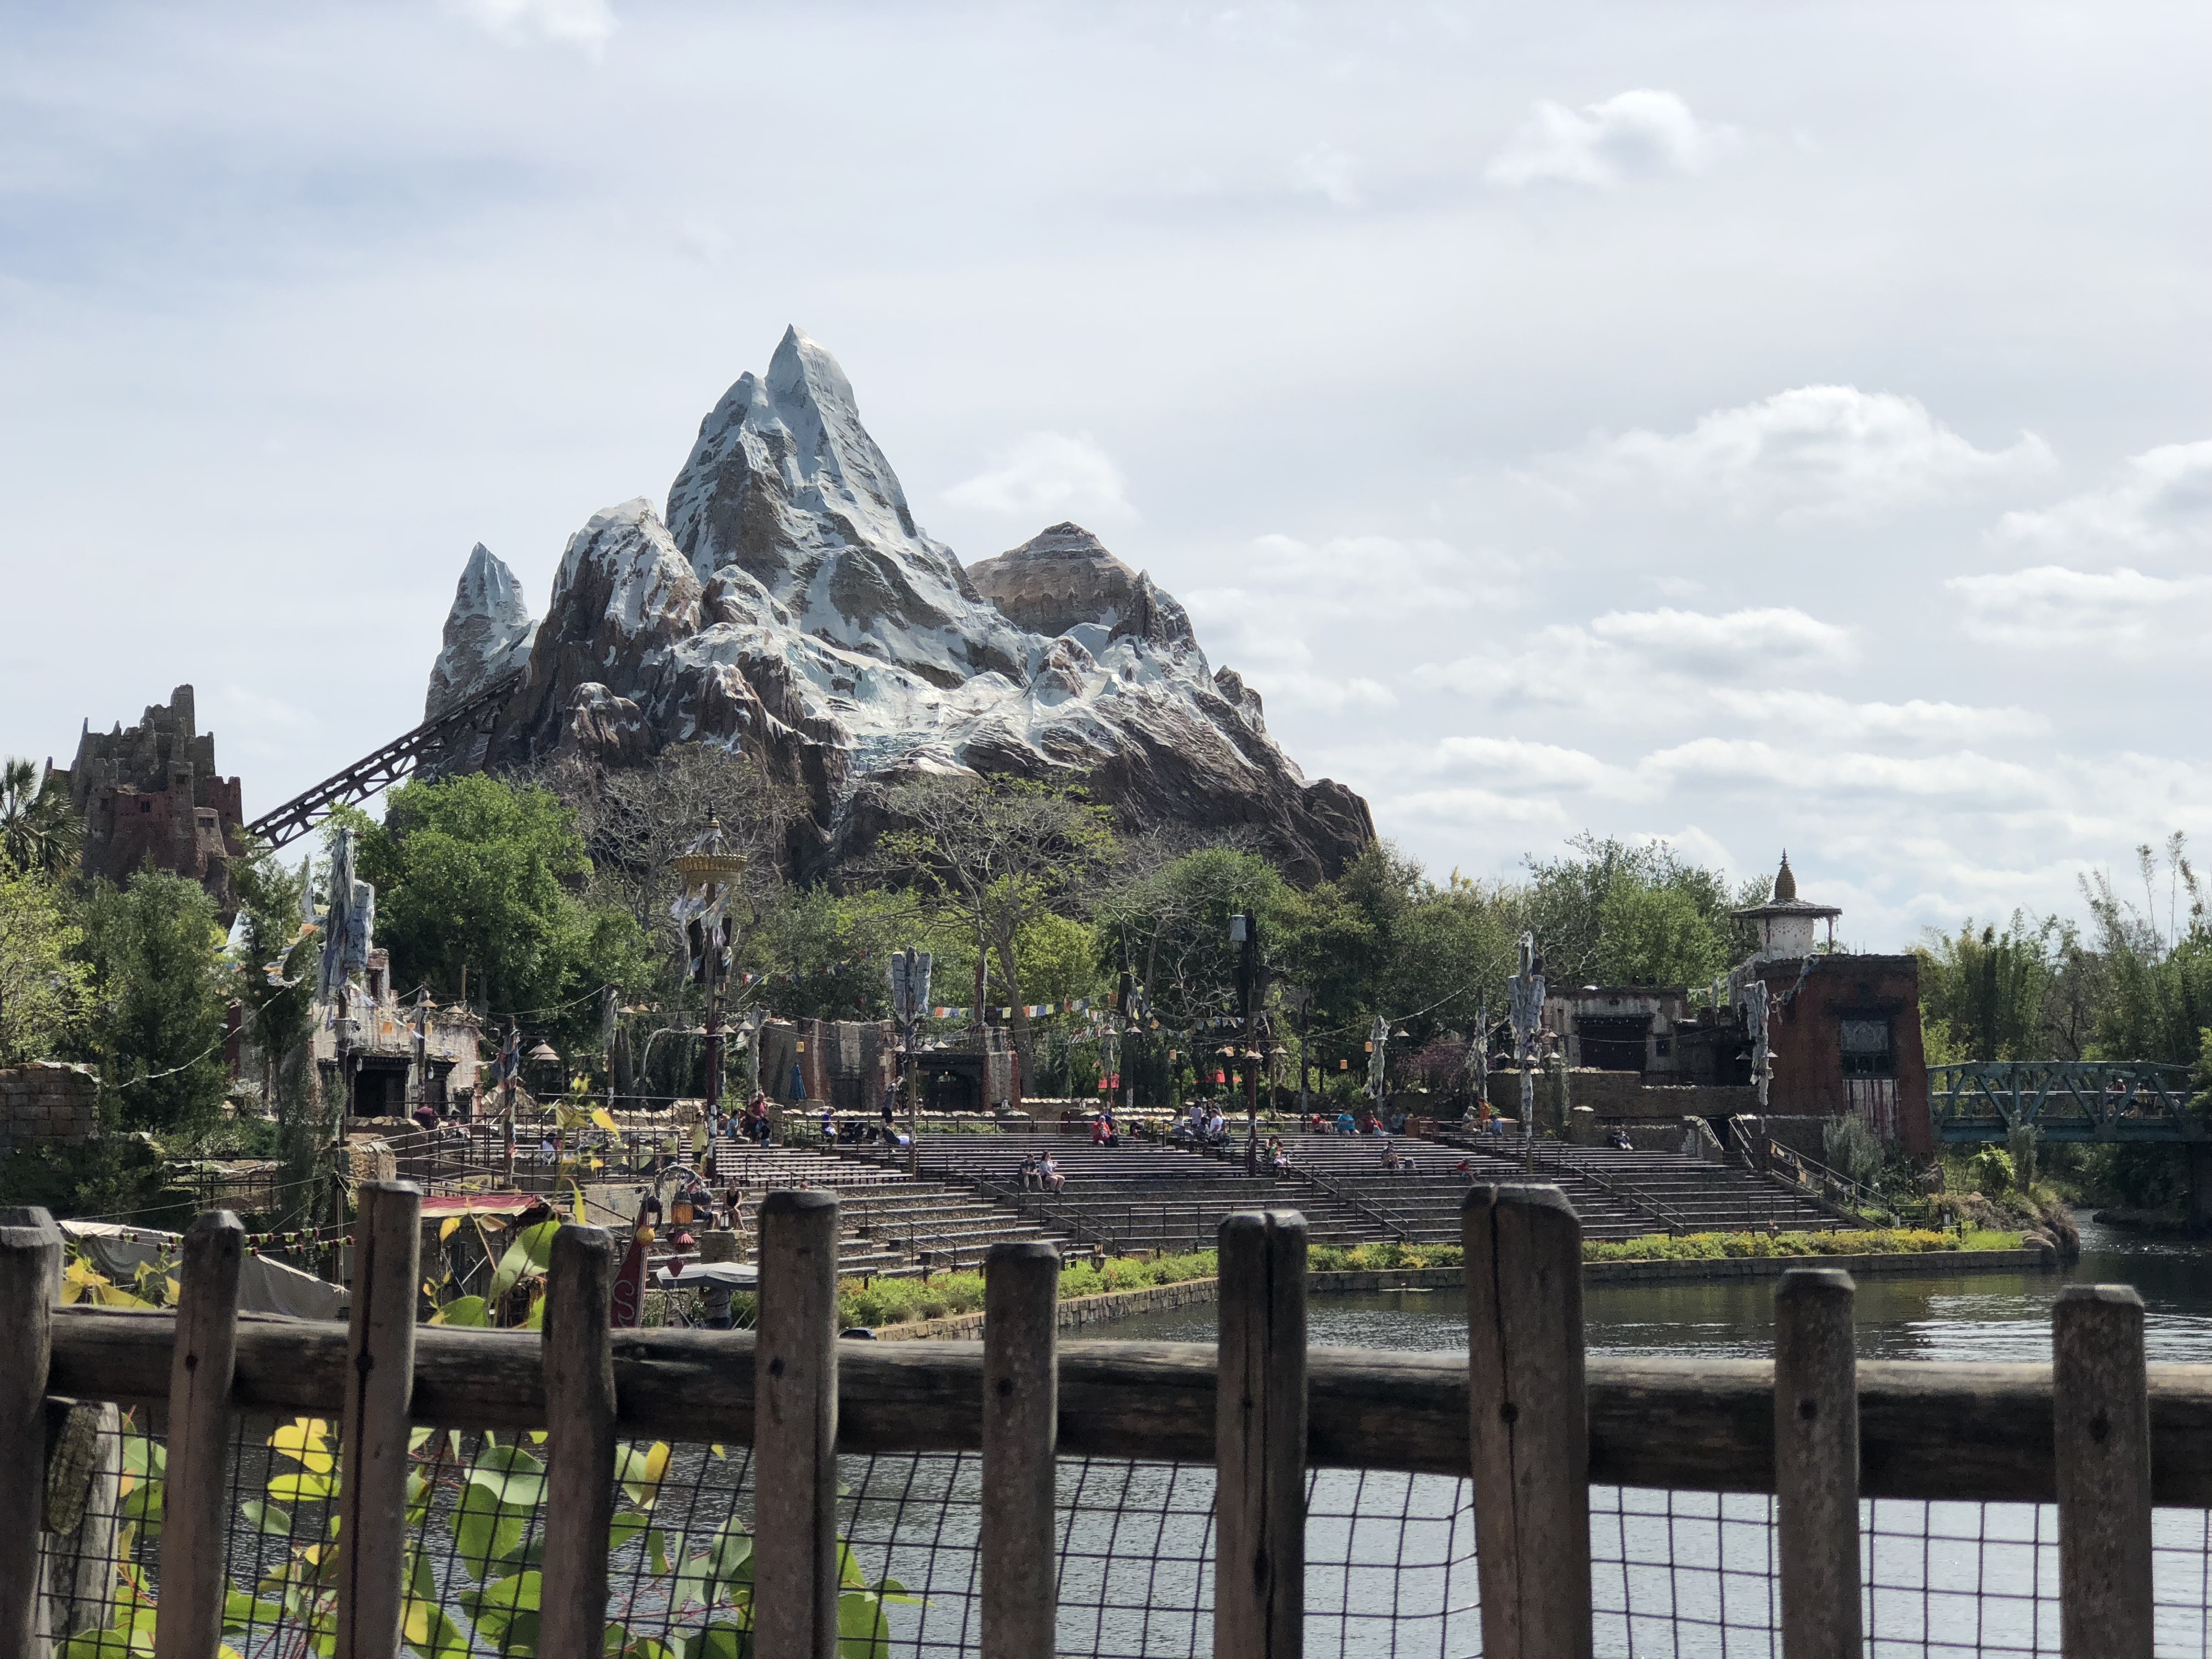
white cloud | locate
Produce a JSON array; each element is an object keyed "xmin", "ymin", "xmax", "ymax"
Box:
[
  {"xmin": 1703, "ymin": 687, "xmax": 2046, "ymax": 745},
  {"xmin": 1485, "ymin": 90, "xmax": 1739, "ymax": 188},
  {"xmin": 1412, "ymin": 603, "xmax": 1855, "ymax": 713},
  {"xmin": 1991, "ymin": 438, "xmax": 2212, "ymax": 557},
  {"xmin": 452, "ymin": 0, "xmax": 616, "ymax": 53},
  {"xmin": 944, "ymin": 433, "xmax": 1134, "ymax": 520},
  {"xmin": 1292, "ymin": 143, "xmax": 1362, "ymax": 207},
  {"xmin": 1945, "ymin": 565, "xmax": 2212, "ymax": 649},
  {"xmin": 1587, "ymin": 605, "xmax": 1855, "ymax": 677},
  {"xmin": 1557, "ymin": 386, "xmax": 2054, "ymax": 517}
]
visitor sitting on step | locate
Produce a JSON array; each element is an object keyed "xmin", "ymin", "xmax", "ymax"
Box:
[
  {"xmin": 1609, "ymin": 1126, "xmax": 1635, "ymax": 1150},
  {"xmin": 1334, "ymin": 1110, "xmax": 1356, "ymax": 1136},
  {"xmin": 1268, "ymin": 1138, "xmax": 1291, "ymax": 1176},
  {"xmin": 1041, "ymin": 1153, "xmax": 1065, "ymax": 1193},
  {"xmin": 1019, "ymin": 1153, "xmax": 1042, "ymax": 1190}
]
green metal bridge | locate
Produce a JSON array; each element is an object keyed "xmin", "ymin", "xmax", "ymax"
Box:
[{"xmin": 1929, "ymin": 1060, "xmax": 2203, "ymax": 1143}]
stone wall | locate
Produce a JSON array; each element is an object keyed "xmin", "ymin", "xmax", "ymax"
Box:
[
  {"xmin": 0, "ymin": 1062, "xmax": 101, "ymax": 1150},
  {"xmin": 1562, "ymin": 1068, "xmax": 1758, "ymax": 1120}
]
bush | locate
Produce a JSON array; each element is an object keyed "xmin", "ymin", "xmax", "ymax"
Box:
[
  {"xmin": 1967, "ymin": 1147, "xmax": 2016, "ymax": 1197},
  {"xmin": 1581, "ymin": 1227, "xmax": 2017, "ymax": 1262}
]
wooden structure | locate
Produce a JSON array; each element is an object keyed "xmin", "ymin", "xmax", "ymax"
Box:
[{"xmin": 0, "ymin": 1181, "xmax": 2188, "ymax": 1656}]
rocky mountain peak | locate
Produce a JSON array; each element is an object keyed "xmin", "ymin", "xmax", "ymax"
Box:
[
  {"xmin": 664, "ymin": 328, "xmax": 1026, "ymax": 689},
  {"xmin": 437, "ymin": 330, "xmax": 1375, "ymax": 883},
  {"xmin": 969, "ymin": 521, "xmax": 1196, "ymax": 653},
  {"xmin": 425, "ymin": 543, "xmax": 536, "ymax": 720}
]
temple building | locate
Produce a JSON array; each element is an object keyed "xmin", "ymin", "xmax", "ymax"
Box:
[{"xmin": 52, "ymin": 684, "xmax": 246, "ymax": 915}]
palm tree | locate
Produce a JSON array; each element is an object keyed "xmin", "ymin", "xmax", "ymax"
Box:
[{"xmin": 0, "ymin": 757, "xmax": 77, "ymax": 877}]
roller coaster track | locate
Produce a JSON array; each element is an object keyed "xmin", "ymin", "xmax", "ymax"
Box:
[{"xmin": 244, "ymin": 668, "xmax": 526, "ymax": 849}]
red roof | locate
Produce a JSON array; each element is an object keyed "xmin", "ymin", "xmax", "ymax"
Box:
[{"xmin": 419, "ymin": 1193, "xmax": 547, "ymax": 1217}]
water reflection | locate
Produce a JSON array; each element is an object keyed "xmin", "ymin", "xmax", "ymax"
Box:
[{"xmin": 1100, "ymin": 1216, "xmax": 2212, "ymax": 1362}]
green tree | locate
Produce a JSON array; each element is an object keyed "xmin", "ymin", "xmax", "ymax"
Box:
[
  {"xmin": 0, "ymin": 757, "xmax": 77, "ymax": 877},
  {"xmin": 1523, "ymin": 834, "xmax": 1760, "ymax": 990},
  {"xmin": 82, "ymin": 871, "xmax": 229, "ymax": 1135},
  {"xmin": 1916, "ymin": 914, "xmax": 2058, "ymax": 1062},
  {"xmin": 0, "ymin": 865, "xmax": 89, "ymax": 1064},
  {"xmin": 2079, "ymin": 842, "xmax": 2212, "ymax": 1065},
  {"xmin": 872, "ymin": 775, "xmax": 1116, "ymax": 1079},
  {"xmin": 351, "ymin": 775, "xmax": 650, "ymax": 1053},
  {"xmin": 744, "ymin": 885, "xmax": 912, "ymax": 1022}
]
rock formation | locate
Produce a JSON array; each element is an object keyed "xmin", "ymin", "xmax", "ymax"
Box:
[
  {"xmin": 425, "ymin": 543, "xmax": 537, "ymax": 720},
  {"xmin": 428, "ymin": 327, "xmax": 1373, "ymax": 882}
]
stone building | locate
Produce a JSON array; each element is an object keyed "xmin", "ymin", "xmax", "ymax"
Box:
[
  {"xmin": 1734, "ymin": 856, "xmax": 1932, "ymax": 1157},
  {"xmin": 302, "ymin": 950, "xmax": 484, "ymax": 1120},
  {"xmin": 1525, "ymin": 855, "xmax": 1932, "ymax": 1156},
  {"xmin": 54, "ymin": 685, "xmax": 246, "ymax": 913}
]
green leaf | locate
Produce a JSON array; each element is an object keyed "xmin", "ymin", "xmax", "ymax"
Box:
[
  {"xmin": 836, "ymin": 1589, "xmax": 892, "ymax": 1657},
  {"xmin": 430, "ymin": 1295, "xmax": 489, "ymax": 1328},
  {"xmin": 707, "ymin": 1518, "xmax": 753, "ymax": 1589},
  {"xmin": 465, "ymin": 1443, "xmax": 548, "ymax": 1509},
  {"xmin": 267, "ymin": 1470, "xmax": 336, "ymax": 1504},
  {"xmin": 452, "ymin": 1481, "xmax": 529, "ymax": 1582},
  {"xmin": 55, "ymin": 1634, "xmax": 150, "ymax": 1659},
  {"xmin": 488, "ymin": 1220, "xmax": 560, "ymax": 1304},
  {"xmin": 240, "ymin": 1500, "xmax": 292, "ymax": 1538},
  {"xmin": 682, "ymin": 1624, "xmax": 752, "ymax": 1659},
  {"xmin": 606, "ymin": 1512, "xmax": 647, "ymax": 1558}
]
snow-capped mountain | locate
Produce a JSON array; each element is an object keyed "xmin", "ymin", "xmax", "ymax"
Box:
[{"xmin": 427, "ymin": 328, "xmax": 1373, "ymax": 881}]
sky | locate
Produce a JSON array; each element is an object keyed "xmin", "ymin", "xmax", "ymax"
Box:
[{"xmin": 3, "ymin": 1, "xmax": 2207, "ymax": 952}]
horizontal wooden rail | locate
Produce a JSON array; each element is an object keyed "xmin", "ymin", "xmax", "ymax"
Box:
[{"xmin": 46, "ymin": 1302, "xmax": 2212, "ymax": 1503}]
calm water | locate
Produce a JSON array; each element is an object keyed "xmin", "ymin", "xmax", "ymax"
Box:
[
  {"xmin": 1096, "ymin": 1215, "xmax": 2212, "ymax": 1362},
  {"xmin": 1063, "ymin": 1214, "xmax": 2212, "ymax": 1658}
]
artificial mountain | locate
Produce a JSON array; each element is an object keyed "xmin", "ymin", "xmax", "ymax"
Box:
[{"xmin": 423, "ymin": 326, "xmax": 1373, "ymax": 881}]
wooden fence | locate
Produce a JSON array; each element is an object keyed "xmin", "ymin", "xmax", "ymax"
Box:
[{"xmin": 0, "ymin": 1182, "xmax": 2187, "ymax": 1657}]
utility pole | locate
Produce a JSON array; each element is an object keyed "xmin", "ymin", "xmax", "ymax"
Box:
[
  {"xmin": 1233, "ymin": 913, "xmax": 1260, "ymax": 1174},
  {"xmin": 1508, "ymin": 933, "xmax": 1545, "ymax": 1156},
  {"xmin": 501, "ymin": 1016, "xmax": 518, "ymax": 1183}
]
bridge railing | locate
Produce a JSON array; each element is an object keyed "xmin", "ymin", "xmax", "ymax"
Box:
[
  {"xmin": 1930, "ymin": 1059, "xmax": 2200, "ymax": 1141},
  {"xmin": 2, "ymin": 1183, "xmax": 2193, "ymax": 1656}
]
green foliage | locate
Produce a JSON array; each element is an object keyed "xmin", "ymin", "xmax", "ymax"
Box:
[
  {"xmin": 1582, "ymin": 1228, "xmax": 2008, "ymax": 1262},
  {"xmin": 1967, "ymin": 1146, "xmax": 2016, "ymax": 1197},
  {"xmin": 1821, "ymin": 1113, "xmax": 1882, "ymax": 1186},
  {"xmin": 80, "ymin": 871, "xmax": 228, "ymax": 1134},
  {"xmin": 1916, "ymin": 914, "xmax": 2060, "ymax": 1062},
  {"xmin": 0, "ymin": 756, "xmax": 77, "ymax": 876},
  {"xmin": 352, "ymin": 774, "xmax": 651, "ymax": 1051},
  {"xmin": 1522, "ymin": 834, "xmax": 1763, "ymax": 991},
  {"xmin": 0, "ymin": 864, "xmax": 89, "ymax": 1063},
  {"xmin": 743, "ymin": 885, "xmax": 911, "ymax": 1021},
  {"xmin": 0, "ymin": 1133, "xmax": 175, "ymax": 1224}
]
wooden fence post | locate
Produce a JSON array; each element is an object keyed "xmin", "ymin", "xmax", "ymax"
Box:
[
  {"xmin": 1774, "ymin": 1267, "xmax": 1860, "ymax": 1659},
  {"xmin": 2054, "ymin": 1283, "xmax": 2152, "ymax": 1658},
  {"xmin": 155, "ymin": 1210, "xmax": 245, "ymax": 1659},
  {"xmin": 1215, "ymin": 1209, "xmax": 1308, "ymax": 1659},
  {"xmin": 981, "ymin": 1240, "xmax": 1060, "ymax": 1659},
  {"xmin": 754, "ymin": 1189, "xmax": 840, "ymax": 1659},
  {"xmin": 335, "ymin": 1180, "xmax": 421, "ymax": 1659},
  {"xmin": 1463, "ymin": 1183, "xmax": 1592, "ymax": 1659},
  {"xmin": 0, "ymin": 1206, "xmax": 61, "ymax": 1659},
  {"xmin": 41, "ymin": 1400, "xmax": 122, "ymax": 1641},
  {"xmin": 540, "ymin": 1224, "xmax": 618, "ymax": 1659}
]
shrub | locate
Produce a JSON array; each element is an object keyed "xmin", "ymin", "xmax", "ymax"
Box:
[{"xmin": 1967, "ymin": 1147, "xmax": 2016, "ymax": 1197}]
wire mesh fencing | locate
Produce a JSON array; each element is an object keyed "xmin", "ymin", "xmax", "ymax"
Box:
[{"xmin": 33, "ymin": 1408, "xmax": 2212, "ymax": 1657}]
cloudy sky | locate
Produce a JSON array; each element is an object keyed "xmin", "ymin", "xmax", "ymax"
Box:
[{"xmin": 4, "ymin": 1, "xmax": 2207, "ymax": 949}]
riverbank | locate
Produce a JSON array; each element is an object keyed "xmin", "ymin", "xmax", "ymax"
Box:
[{"xmin": 858, "ymin": 1244, "xmax": 2053, "ymax": 1339}]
